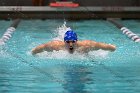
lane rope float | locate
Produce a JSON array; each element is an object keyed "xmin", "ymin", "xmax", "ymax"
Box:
[
  {"xmin": 0, "ymin": 19, "xmax": 21, "ymax": 46},
  {"xmin": 121, "ymin": 27, "xmax": 140, "ymax": 42},
  {"xmin": 108, "ymin": 18, "xmax": 140, "ymax": 42}
]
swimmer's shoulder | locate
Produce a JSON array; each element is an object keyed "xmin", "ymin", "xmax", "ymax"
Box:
[
  {"xmin": 51, "ymin": 40, "xmax": 63, "ymax": 43},
  {"xmin": 50, "ymin": 40, "xmax": 65, "ymax": 46},
  {"xmin": 77, "ymin": 40, "xmax": 96, "ymax": 45},
  {"xmin": 41, "ymin": 40, "xmax": 64, "ymax": 46}
]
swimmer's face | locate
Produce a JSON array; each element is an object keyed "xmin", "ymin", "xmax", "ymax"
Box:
[{"xmin": 65, "ymin": 40, "xmax": 77, "ymax": 53}]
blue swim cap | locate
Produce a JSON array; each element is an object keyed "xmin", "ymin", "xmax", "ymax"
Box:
[{"xmin": 64, "ymin": 30, "xmax": 78, "ymax": 42}]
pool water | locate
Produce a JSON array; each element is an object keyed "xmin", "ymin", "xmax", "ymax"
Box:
[{"xmin": 0, "ymin": 19, "xmax": 140, "ymax": 93}]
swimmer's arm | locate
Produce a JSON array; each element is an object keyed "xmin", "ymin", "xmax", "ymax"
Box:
[
  {"xmin": 94, "ymin": 42, "xmax": 116, "ymax": 51},
  {"xmin": 32, "ymin": 44, "xmax": 49, "ymax": 55}
]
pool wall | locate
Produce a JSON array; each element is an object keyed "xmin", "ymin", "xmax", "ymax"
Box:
[
  {"xmin": 0, "ymin": 0, "xmax": 139, "ymax": 6},
  {"xmin": 0, "ymin": 0, "xmax": 139, "ymax": 19}
]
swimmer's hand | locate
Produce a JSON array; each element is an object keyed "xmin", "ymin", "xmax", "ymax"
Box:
[
  {"xmin": 108, "ymin": 44, "xmax": 116, "ymax": 51},
  {"xmin": 31, "ymin": 44, "xmax": 48, "ymax": 55},
  {"xmin": 32, "ymin": 48, "xmax": 38, "ymax": 55}
]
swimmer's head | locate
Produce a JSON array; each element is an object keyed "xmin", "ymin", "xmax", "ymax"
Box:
[{"xmin": 64, "ymin": 30, "xmax": 78, "ymax": 42}]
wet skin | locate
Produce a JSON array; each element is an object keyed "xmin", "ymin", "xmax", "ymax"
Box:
[
  {"xmin": 32, "ymin": 40, "xmax": 116, "ymax": 55},
  {"xmin": 65, "ymin": 41, "xmax": 77, "ymax": 54}
]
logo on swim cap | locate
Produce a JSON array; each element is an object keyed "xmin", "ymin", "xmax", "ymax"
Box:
[{"xmin": 64, "ymin": 30, "xmax": 77, "ymax": 41}]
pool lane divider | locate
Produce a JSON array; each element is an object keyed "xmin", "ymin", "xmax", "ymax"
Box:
[
  {"xmin": 0, "ymin": 19, "xmax": 21, "ymax": 45},
  {"xmin": 107, "ymin": 18, "xmax": 140, "ymax": 43}
]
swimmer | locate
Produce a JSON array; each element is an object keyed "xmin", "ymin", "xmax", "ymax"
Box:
[{"xmin": 32, "ymin": 30, "xmax": 116, "ymax": 55}]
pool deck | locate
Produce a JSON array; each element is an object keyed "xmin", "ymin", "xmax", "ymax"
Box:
[{"xmin": 0, "ymin": 6, "xmax": 140, "ymax": 19}]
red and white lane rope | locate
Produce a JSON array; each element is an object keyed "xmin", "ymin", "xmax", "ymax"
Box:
[{"xmin": 121, "ymin": 27, "xmax": 140, "ymax": 42}]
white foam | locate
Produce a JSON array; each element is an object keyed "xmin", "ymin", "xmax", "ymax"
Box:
[
  {"xmin": 53, "ymin": 21, "xmax": 71, "ymax": 41},
  {"xmin": 29, "ymin": 21, "xmax": 110, "ymax": 62},
  {"xmin": 88, "ymin": 49, "xmax": 109, "ymax": 59},
  {"xmin": 0, "ymin": 39, "xmax": 5, "ymax": 46},
  {"xmin": 36, "ymin": 50, "xmax": 84, "ymax": 59},
  {"xmin": 0, "ymin": 48, "xmax": 9, "ymax": 58},
  {"xmin": 34, "ymin": 49, "xmax": 109, "ymax": 61}
]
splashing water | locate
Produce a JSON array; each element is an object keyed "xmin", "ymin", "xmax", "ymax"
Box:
[
  {"xmin": 36, "ymin": 50, "xmax": 87, "ymax": 60},
  {"xmin": 36, "ymin": 48, "xmax": 109, "ymax": 62},
  {"xmin": 88, "ymin": 50, "xmax": 109, "ymax": 59},
  {"xmin": 35, "ymin": 21, "xmax": 110, "ymax": 60},
  {"xmin": 53, "ymin": 21, "xmax": 71, "ymax": 41},
  {"xmin": 0, "ymin": 46, "xmax": 9, "ymax": 58}
]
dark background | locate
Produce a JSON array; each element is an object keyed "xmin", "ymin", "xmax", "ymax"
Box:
[{"xmin": 0, "ymin": 0, "xmax": 139, "ymax": 6}]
